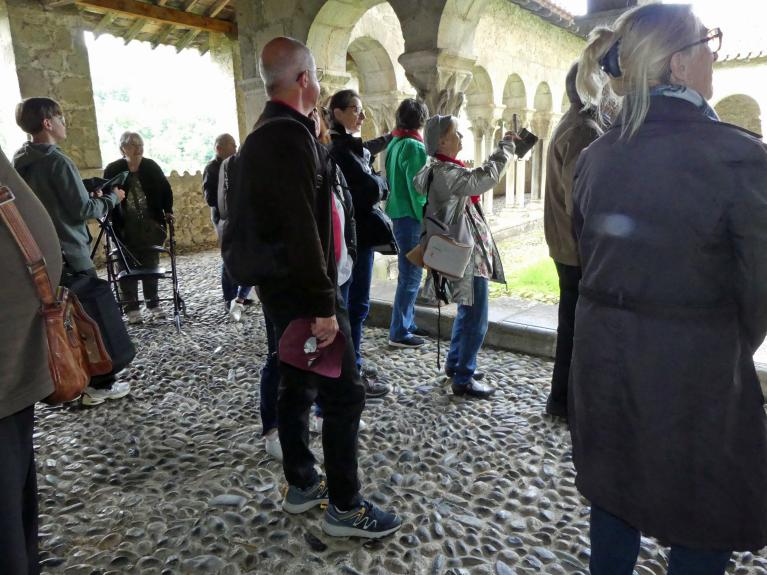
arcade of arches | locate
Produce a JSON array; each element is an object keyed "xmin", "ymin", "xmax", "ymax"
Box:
[{"xmin": 0, "ymin": 0, "xmax": 765, "ymax": 251}]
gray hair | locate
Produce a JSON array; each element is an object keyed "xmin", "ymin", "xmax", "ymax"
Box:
[
  {"xmin": 119, "ymin": 131, "xmax": 143, "ymax": 152},
  {"xmin": 576, "ymin": 4, "xmax": 701, "ymax": 139},
  {"xmin": 259, "ymin": 37, "xmax": 315, "ymax": 97},
  {"xmin": 423, "ymin": 115, "xmax": 458, "ymax": 156},
  {"xmin": 214, "ymin": 133, "xmax": 235, "ymax": 148}
]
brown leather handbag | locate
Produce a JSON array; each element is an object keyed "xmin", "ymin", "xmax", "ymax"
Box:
[{"xmin": 0, "ymin": 186, "xmax": 112, "ymax": 404}]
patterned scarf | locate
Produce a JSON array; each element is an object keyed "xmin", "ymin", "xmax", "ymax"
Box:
[{"xmin": 649, "ymin": 84, "xmax": 720, "ymax": 121}]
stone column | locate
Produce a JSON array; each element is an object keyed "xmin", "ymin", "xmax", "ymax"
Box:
[
  {"xmin": 468, "ymin": 121, "xmax": 490, "ymax": 213},
  {"xmin": 530, "ymin": 140, "xmax": 542, "ymax": 202},
  {"xmin": 5, "ymin": 0, "xmax": 102, "ymax": 174},
  {"xmin": 398, "ymin": 49, "xmax": 475, "ymax": 116},
  {"xmin": 209, "ymin": 34, "xmax": 248, "ymax": 142},
  {"xmin": 0, "ymin": 0, "xmax": 22, "ymax": 152}
]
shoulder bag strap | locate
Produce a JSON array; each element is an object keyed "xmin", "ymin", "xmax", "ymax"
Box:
[{"xmin": 0, "ymin": 186, "xmax": 56, "ymax": 306}]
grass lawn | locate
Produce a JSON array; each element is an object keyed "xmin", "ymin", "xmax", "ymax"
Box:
[{"xmin": 489, "ymin": 226, "xmax": 559, "ymax": 303}]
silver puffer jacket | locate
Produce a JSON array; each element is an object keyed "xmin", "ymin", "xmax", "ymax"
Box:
[{"xmin": 413, "ymin": 141, "xmax": 513, "ymax": 305}]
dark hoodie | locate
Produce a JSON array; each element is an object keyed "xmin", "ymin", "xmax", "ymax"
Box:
[{"xmin": 13, "ymin": 143, "xmax": 118, "ymax": 272}]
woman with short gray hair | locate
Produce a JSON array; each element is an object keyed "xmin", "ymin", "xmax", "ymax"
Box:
[
  {"xmin": 413, "ymin": 115, "xmax": 515, "ymax": 398},
  {"xmin": 572, "ymin": 3, "xmax": 767, "ymax": 572},
  {"xmin": 104, "ymin": 132, "xmax": 174, "ymax": 324}
]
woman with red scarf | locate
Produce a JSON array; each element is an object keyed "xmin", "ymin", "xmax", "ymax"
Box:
[{"xmin": 413, "ymin": 115, "xmax": 515, "ymax": 398}]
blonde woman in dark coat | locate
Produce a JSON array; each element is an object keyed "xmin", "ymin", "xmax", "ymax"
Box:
[{"xmin": 571, "ymin": 4, "xmax": 767, "ymax": 573}]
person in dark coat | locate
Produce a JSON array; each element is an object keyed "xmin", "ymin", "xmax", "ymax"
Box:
[
  {"xmin": 103, "ymin": 132, "xmax": 173, "ymax": 324},
  {"xmin": 542, "ymin": 63, "xmax": 603, "ymax": 418},
  {"xmin": 326, "ymin": 89, "xmax": 392, "ymax": 399},
  {"xmin": 571, "ymin": 4, "xmax": 767, "ymax": 573},
  {"xmin": 0, "ymin": 144, "xmax": 62, "ymax": 575}
]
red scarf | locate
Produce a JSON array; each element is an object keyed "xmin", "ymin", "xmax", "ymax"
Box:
[
  {"xmin": 392, "ymin": 128, "xmax": 423, "ymax": 141},
  {"xmin": 435, "ymin": 153, "xmax": 480, "ymax": 204}
]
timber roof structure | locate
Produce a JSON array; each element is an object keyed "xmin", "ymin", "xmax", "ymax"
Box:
[{"xmin": 44, "ymin": 0, "xmax": 581, "ymax": 55}]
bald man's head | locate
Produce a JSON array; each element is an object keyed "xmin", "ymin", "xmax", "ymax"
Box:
[{"xmin": 259, "ymin": 37, "xmax": 315, "ymax": 97}]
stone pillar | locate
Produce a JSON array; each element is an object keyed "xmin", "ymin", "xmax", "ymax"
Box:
[
  {"xmin": 398, "ymin": 50, "xmax": 475, "ymax": 116},
  {"xmin": 468, "ymin": 122, "xmax": 490, "ymax": 213},
  {"xmin": 209, "ymin": 34, "xmax": 248, "ymax": 142},
  {"xmin": 530, "ymin": 141, "xmax": 542, "ymax": 202},
  {"xmin": 530, "ymin": 112, "xmax": 553, "ymax": 202},
  {"xmin": 5, "ymin": 0, "xmax": 102, "ymax": 174},
  {"xmin": 514, "ymin": 157, "xmax": 527, "ymax": 208},
  {"xmin": 0, "ymin": 0, "xmax": 22, "ymax": 152}
]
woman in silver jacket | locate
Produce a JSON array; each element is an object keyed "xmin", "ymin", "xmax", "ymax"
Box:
[{"xmin": 413, "ymin": 115, "xmax": 515, "ymax": 398}]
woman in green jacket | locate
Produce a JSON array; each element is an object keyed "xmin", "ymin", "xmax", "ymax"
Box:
[{"xmin": 385, "ymin": 98, "xmax": 429, "ymax": 347}]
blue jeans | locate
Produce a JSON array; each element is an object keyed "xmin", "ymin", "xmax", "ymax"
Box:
[
  {"xmin": 222, "ymin": 262, "xmax": 251, "ymax": 303},
  {"xmin": 446, "ymin": 276, "xmax": 489, "ymax": 386},
  {"xmin": 389, "ymin": 217, "xmax": 423, "ymax": 342},
  {"xmin": 343, "ymin": 246, "xmax": 374, "ymax": 372},
  {"xmin": 260, "ymin": 313, "xmax": 280, "ymax": 436},
  {"xmin": 589, "ymin": 505, "xmax": 732, "ymax": 575}
]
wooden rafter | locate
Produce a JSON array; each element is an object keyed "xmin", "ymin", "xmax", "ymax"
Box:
[
  {"xmin": 123, "ymin": 16, "xmax": 145, "ymax": 43},
  {"xmin": 72, "ymin": 0, "xmax": 236, "ymax": 35},
  {"xmin": 93, "ymin": 12, "xmax": 115, "ymax": 36},
  {"xmin": 174, "ymin": 0, "xmax": 230, "ymax": 52}
]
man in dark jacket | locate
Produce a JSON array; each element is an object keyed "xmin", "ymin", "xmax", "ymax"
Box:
[
  {"xmin": 229, "ymin": 36, "xmax": 401, "ymax": 539},
  {"xmin": 543, "ymin": 63, "xmax": 602, "ymax": 418},
  {"xmin": 202, "ymin": 133, "xmax": 252, "ymax": 317}
]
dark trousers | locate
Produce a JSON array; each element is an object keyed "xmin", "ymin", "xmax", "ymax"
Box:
[
  {"xmin": 60, "ymin": 267, "xmax": 115, "ymax": 390},
  {"xmin": 264, "ymin": 298, "xmax": 365, "ymax": 510},
  {"xmin": 590, "ymin": 505, "xmax": 732, "ymax": 574},
  {"xmin": 0, "ymin": 407, "xmax": 39, "ymax": 575},
  {"xmin": 260, "ymin": 313, "xmax": 280, "ymax": 436},
  {"xmin": 221, "ymin": 263, "xmax": 251, "ymax": 304},
  {"xmin": 343, "ymin": 245, "xmax": 374, "ymax": 372},
  {"xmin": 548, "ymin": 261, "xmax": 581, "ymax": 410},
  {"xmin": 119, "ymin": 249, "xmax": 160, "ymax": 312}
]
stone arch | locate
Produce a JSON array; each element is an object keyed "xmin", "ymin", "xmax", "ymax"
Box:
[
  {"xmin": 347, "ymin": 36, "xmax": 397, "ymax": 95},
  {"xmin": 534, "ymin": 81, "xmax": 553, "ymax": 113},
  {"xmin": 465, "ymin": 65, "xmax": 494, "ymax": 110},
  {"xmin": 307, "ymin": 0, "xmax": 394, "ymax": 75},
  {"xmin": 714, "ymin": 94, "xmax": 762, "ymax": 135},
  {"xmin": 437, "ymin": 0, "xmax": 492, "ymax": 59},
  {"xmin": 503, "ymin": 74, "xmax": 527, "ymax": 122}
]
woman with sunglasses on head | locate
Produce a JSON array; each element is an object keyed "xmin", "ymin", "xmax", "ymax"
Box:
[
  {"xmin": 571, "ymin": 4, "xmax": 767, "ymax": 573},
  {"xmin": 326, "ymin": 89, "xmax": 393, "ymax": 399}
]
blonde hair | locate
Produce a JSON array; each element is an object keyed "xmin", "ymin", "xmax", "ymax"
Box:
[{"xmin": 576, "ymin": 4, "xmax": 702, "ymax": 139}]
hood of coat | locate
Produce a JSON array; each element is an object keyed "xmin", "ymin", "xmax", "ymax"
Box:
[{"xmin": 12, "ymin": 142, "xmax": 59, "ymax": 172}]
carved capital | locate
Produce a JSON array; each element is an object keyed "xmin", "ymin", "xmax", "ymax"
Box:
[{"xmin": 398, "ymin": 50, "xmax": 476, "ymax": 116}]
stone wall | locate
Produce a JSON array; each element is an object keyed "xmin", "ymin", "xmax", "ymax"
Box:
[
  {"xmin": 712, "ymin": 58, "xmax": 767, "ymax": 136},
  {"xmin": 166, "ymin": 171, "xmax": 218, "ymax": 252},
  {"xmin": 5, "ymin": 0, "xmax": 102, "ymax": 175}
]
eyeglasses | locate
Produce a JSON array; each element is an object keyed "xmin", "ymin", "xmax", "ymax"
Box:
[
  {"xmin": 344, "ymin": 106, "xmax": 365, "ymax": 116},
  {"xmin": 54, "ymin": 115, "xmax": 66, "ymax": 127},
  {"xmin": 677, "ymin": 27, "xmax": 722, "ymax": 56},
  {"xmin": 297, "ymin": 68, "xmax": 325, "ymax": 83}
]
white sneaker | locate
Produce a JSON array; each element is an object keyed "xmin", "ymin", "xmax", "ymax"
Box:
[
  {"xmin": 264, "ymin": 430, "xmax": 283, "ymax": 461},
  {"xmin": 229, "ymin": 300, "xmax": 245, "ymax": 322},
  {"xmin": 147, "ymin": 306, "xmax": 166, "ymax": 320},
  {"xmin": 126, "ymin": 310, "xmax": 143, "ymax": 324},
  {"xmin": 309, "ymin": 415, "xmax": 366, "ymax": 434},
  {"xmin": 82, "ymin": 381, "xmax": 131, "ymax": 406}
]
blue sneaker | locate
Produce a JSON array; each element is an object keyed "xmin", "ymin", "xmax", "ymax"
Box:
[
  {"xmin": 322, "ymin": 499, "xmax": 402, "ymax": 538},
  {"xmin": 282, "ymin": 477, "xmax": 329, "ymax": 514}
]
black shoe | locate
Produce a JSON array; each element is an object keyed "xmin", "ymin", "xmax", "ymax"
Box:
[
  {"xmin": 445, "ymin": 367, "xmax": 484, "ymax": 381},
  {"xmin": 242, "ymin": 298, "xmax": 256, "ymax": 306},
  {"xmin": 410, "ymin": 327, "xmax": 430, "ymax": 337},
  {"xmin": 545, "ymin": 396, "xmax": 568, "ymax": 418},
  {"xmin": 361, "ymin": 365, "xmax": 379, "ymax": 380},
  {"xmin": 451, "ymin": 378, "xmax": 495, "ymax": 399},
  {"xmin": 364, "ymin": 376, "xmax": 390, "ymax": 399},
  {"xmin": 388, "ymin": 336, "xmax": 426, "ymax": 348}
]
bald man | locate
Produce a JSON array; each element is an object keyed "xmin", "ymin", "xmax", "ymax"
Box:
[{"xmin": 225, "ymin": 37, "xmax": 401, "ymax": 539}]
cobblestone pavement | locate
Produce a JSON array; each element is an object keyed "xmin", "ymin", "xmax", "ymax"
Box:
[{"xmin": 36, "ymin": 252, "xmax": 765, "ymax": 574}]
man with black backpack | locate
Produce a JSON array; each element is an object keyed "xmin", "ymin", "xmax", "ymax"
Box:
[{"xmin": 221, "ymin": 36, "xmax": 401, "ymax": 539}]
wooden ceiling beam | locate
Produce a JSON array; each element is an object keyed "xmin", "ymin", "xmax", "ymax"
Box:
[
  {"xmin": 123, "ymin": 16, "xmax": 145, "ymax": 43},
  {"xmin": 72, "ymin": 0, "xmax": 236, "ymax": 35}
]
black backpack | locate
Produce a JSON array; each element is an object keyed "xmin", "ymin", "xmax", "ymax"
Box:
[{"xmin": 220, "ymin": 117, "xmax": 324, "ymax": 286}]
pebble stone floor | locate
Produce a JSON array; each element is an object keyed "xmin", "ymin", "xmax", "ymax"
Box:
[{"xmin": 35, "ymin": 251, "xmax": 766, "ymax": 575}]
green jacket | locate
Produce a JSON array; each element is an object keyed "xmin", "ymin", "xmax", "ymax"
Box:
[
  {"xmin": 384, "ymin": 136, "xmax": 427, "ymax": 221},
  {"xmin": 13, "ymin": 143, "xmax": 119, "ymax": 272}
]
